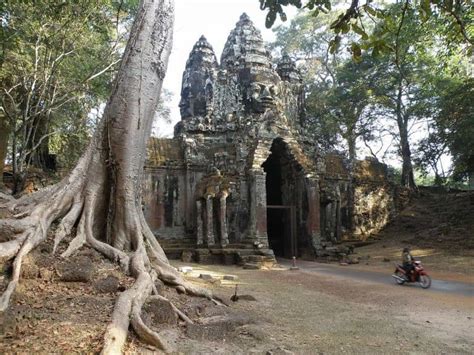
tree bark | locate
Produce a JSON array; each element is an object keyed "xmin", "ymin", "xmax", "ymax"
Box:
[
  {"xmin": 396, "ymin": 84, "xmax": 416, "ymax": 189},
  {"xmin": 0, "ymin": 1, "xmax": 218, "ymax": 353},
  {"xmin": 0, "ymin": 119, "xmax": 9, "ymax": 187},
  {"xmin": 25, "ymin": 115, "xmax": 53, "ymax": 171},
  {"xmin": 346, "ymin": 131, "xmax": 356, "ymax": 233}
]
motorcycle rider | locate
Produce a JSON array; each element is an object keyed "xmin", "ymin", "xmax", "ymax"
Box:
[{"xmin": 402, "ymin": 247, "xmax": 415, "ymax": 281}]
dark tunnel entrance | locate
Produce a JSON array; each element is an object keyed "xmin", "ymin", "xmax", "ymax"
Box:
[{"xmin": 262, "ymin": 139, "xmax": 296, "ymax": 258}]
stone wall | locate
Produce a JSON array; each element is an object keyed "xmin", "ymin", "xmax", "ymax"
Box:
[
  {"xmin": 352, "ymin": 159, "xmax": 396, "ymax": 239},
  {"xmin": 142, "ymin": 167, "xmax": 188, "ymax": 241}
]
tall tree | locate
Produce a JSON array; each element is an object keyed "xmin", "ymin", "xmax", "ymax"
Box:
[
  {"xmin": 0, "ymin": 1, "xmax": 215, "ymax": 352},
  {"xmin": 308, "ymin": 58, "xmax": 376, "ymax": 161},
  {"xmin": 0, "ymin": 1, "xmax": 136, "ymax": 188},
  {"xmin": 273, "ymin": 10, "xmax": 379, "ymax": 161},
  {"xmin": 363, "ymin": 3, "xmax": 443, "ymax": 189},
  {"xmin": 434, "ymin": 78, "xmax": 474, "ymax": 186}
]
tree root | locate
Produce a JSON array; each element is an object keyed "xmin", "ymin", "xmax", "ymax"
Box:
[
  {"xmin": 0, "ymin": 234, "xmax": 27, "ymax": 259},
  {"xmin": 53, "ymin": 196, "xmax": 84, "ymax": 254},
  {"xmin": 0, "ymin": 186, "xmax": 222, "ymax": 353},
  {"xmin": 0, "ymin": 223, "xmax": 46, "ymax": 311},
  {"xmin": 0, "ymin": 191, "xmax": 15, "ymax": 203}
]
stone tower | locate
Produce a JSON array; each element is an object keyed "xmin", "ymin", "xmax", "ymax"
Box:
[{"xmin": 178, "ymin": 35, "xmax": 218, "ymax": 121}]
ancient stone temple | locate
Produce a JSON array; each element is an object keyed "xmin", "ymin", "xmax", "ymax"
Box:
[{"xmin": 143, "ymin": 14, "xmax": 395, "ymax": 266}]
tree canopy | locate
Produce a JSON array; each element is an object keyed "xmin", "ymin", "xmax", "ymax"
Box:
[
  {"xmin": 0, "ymin": 0, "xmax": 138, "ymax": 188},
  {"xmin": 260, "ymin": 0, "xmax": 473, "ymax": 50},
  {"xmin": 270, "ymin": 0, "xmax": 472, "ymax": 187}
]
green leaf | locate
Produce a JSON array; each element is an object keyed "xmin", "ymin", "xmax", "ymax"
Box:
[
  {"xmin": 352, "ymin": 23, "xmax": 369, "ymax": 40},
  {"xmin": 375, "ymin": 10, "xmax": 385, "ymax": 20},
  {"xmin": 351, "ymin": 42, "xmax": 362, "ymax": 61},
  {"xmin": 341, "ymin": 22, "xmax": 350, "ymax": 34},
  {"xmin": 364, "ymin": 5, "xmax": 377, "ymax": 17},
  {"xmin": 420, "ymin": 0, "xmax": 431, "ymax": 20}
]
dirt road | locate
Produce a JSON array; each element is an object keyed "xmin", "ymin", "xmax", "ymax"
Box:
[
  {"xmin": 277, "ymin": 258, "xmax": 474, "ymax": 297},
  {"xmin": 171, "ymin": 261, "xmax": 474, "ymax": 354}
]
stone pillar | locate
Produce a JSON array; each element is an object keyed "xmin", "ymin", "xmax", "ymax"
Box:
[
  {"xmin": 185, "ymin": 168, "xmax": 192, "ymax": 229},
  {"xmin": 335, "ymin": 199, "xmax": 342, "ymax": 242},
  {"xmin": 306, "ymin": 176, "xmax": 321, "ymax": 252},
  {"xmin": 330, "ymin": 202, "xmax": 337, "ymax": 242},
  {"xmin": 205, "ymin": 196, "xmax": 215, "ymax": 246},
  {"xmin": 219, "ymin": 193, "xmax": 229, "ymax": 247},
  {"xmin": 196, "ymin": 200, "xmax": 203, "ymax": 246},
  {"xmin": 249, "ymin": 169, "xmax": 268, "ymax": 246},
  {"xmin": 325, "ymin": 203, "xmax": 332, "ymax": 241}
]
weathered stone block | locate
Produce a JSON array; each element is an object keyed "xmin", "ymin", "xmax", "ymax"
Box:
[
  {"xmin": 94, "ymin": 275, "xmax": 119, "ymax": 293},
  {"xmin": 177, "ymin": 266, "xmax": 193, "ymax": 273},
  {"xmin": 181, "ymin": 250, "xmax": 194, "ymax": 263},
  {"xmin": 57, "ymin": 257, "xmax": 94, "ymax": 283},
  {"xmin": 243, "ymin": 263, "xmax": 260, "ymax": 270},
  {"xmin": 144, "ymin": 298, "xmax": 178, "ymax": 326}
]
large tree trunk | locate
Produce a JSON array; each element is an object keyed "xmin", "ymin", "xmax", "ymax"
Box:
[
  {"xmin": 25, "ymin": 115, "xmax": 54, "ymax": 171},
  {"xmin": 396, "ymin": 85, "xmax": 416, "ymax": 189},
  {"xmin": 0, "ymin": 118, "xmax": 9, "ymax": 187},
  {"xmin": 346, "ymin": 131, "xmax": 356, "ymax": 233},
  {"xmin": 0, "ymin": 1, "xmax": 217, "ymax": 353}
]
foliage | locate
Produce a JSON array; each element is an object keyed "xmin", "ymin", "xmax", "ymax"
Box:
[
  {"xmin": 152, "ymin": 88, "xmax": 173, "ymax": 137},
  {"xmin": 434, "ymin": 78, "xmax": 474, "ymax": 181},
  {"xmin": 414, "ymin": 130, "xmax": 449, "ymax": 185},
  {"xmin": 260, "ymin": 0, "xmax": 473, "ymax": 56},
  {"xmin": 272, "ymin": 9, "xmax": 377, "ymax": 159},
  {"xmin": 306, "ymin": 56, "xmax": 377, "ymax": 160},
  {"xmin": 0, "ymin": 0, "xmax": 138, "ymax": 174},
  {"xmin": 271, "ymin": 0, "xmax": 471, "ymax": 188}
]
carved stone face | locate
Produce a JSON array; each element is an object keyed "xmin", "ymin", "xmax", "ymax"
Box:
[
  {"xmin": 179, "ymin": 88, "xmax": 193, "ymax": 118},
  {"xmin": 241, "ymin": 69, "xmax": 281, "ymax": 113}
]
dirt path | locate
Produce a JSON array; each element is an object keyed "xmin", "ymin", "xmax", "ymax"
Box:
[
  {"xmin": 277, "ymin": 258, "xmax": 474, "ymax": 296},
  {"xmin": 170, "ymin": 261, "xmax": 474, "ymax": 354}
]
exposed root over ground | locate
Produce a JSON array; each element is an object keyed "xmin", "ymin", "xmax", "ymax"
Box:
[
  {"xmin": 0, "ymin": 187, "xmax": 224, "ymax": 353},
  {"xmin": 0, "ymin": 142, "xmax": 221, "ymax": 353},
  {"xmin": 0, "ymin": 239, "xmax": 250, "ymax": 353}
]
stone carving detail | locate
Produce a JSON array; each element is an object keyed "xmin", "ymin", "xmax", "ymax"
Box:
[
  {"xmin": 179, "ymin": 35, "xmax": 218, "ymax": 121},
  {"xmin": 177, "ymin": 13, "xmax": 304, "ymax": 135}
]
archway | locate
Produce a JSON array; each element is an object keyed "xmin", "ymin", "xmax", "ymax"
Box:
[{"xmin": 262, "ymin": 138, "xmax": 295, "ymax": 258}]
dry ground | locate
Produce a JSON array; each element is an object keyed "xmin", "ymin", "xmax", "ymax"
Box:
[
  {"xmin": 0, "ymin": 188, "xmax": 472, "ymax": 353},
  {"xmin": 1, "ymin": 239, "xmax": 472, "ymax": 354}
]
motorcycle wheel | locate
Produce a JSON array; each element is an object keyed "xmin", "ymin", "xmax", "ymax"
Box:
[
  {"xmin": 419, "ymin": 275, "xmax": 431, "ymax": 289},
  {"xmin": 395, "ymin": 270, "xmax": 405, "ymax": 285}
]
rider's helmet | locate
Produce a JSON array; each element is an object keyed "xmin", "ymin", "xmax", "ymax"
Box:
[{"xmin": 403, "ymin": 247, "xmax": 410, "ymax": 252}]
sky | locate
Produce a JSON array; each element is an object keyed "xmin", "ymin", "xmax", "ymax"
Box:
[{"xmin": 156, "ymin": 0, "xmax": 297, "ymax": 136}]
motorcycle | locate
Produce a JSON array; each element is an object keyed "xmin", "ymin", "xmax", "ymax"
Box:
[{"xmin": 392, "ymin": 261, "xmax": 432, "ymax": 289}]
